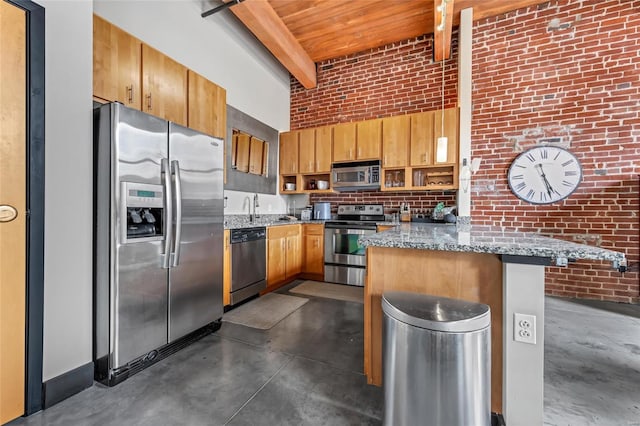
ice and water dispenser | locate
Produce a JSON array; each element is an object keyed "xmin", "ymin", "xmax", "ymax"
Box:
[{"xmin": 121, "ymin": 182, "xmax": 164, "ymax": 242}]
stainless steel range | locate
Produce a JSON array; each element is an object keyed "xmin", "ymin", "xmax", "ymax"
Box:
[{"xmin": 324, "ymin": 204, "xmax": 385, "ymax": 286}]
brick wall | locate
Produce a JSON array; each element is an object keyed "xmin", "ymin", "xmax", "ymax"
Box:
[{"xmin": 294, "ymin": 0, "xmax": 639, "ymax": 303}]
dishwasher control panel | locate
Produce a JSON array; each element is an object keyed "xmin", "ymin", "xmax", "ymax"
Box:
[{"xmin": 230, "ymin": 227, "xmax": 266, "ymax": 244}]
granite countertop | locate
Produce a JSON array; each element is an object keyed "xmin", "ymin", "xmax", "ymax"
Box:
[
  {"xmin": 224, "ymin": 214, "xmax": 324, "ymax": 229},
  {"xmin": 359, "ymin": 222, "xmax": 626, "ymax": 269},
  {"xmin": 224, "ymin": 214, "xmax": 412, "ymax": 229}
]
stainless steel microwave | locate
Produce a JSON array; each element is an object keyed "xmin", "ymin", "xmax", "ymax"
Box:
[{"xmin": 331, "ymin": 160, "xmax": 380, "ymax": 191}]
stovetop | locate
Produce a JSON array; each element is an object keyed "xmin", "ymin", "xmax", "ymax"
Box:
[{"xmin": 327, "ymin": 204, "xmax": 385, "ymax": 226}]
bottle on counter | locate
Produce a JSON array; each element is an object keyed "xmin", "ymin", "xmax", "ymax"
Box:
[{"xmin": 400, "ymin": 203, "xmax": 411, "ymax": 222}]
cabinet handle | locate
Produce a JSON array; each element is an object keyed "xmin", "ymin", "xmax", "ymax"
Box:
[
  {"xmin": 126, "ymin": 85, "xmax": 134, "ymax": 104},
  {"xmin": 384, "ymin": 155, "xmax": 387, "ymax": 166},
  {"xmin": 146, "ymin": 93, "xmax": 152, "ymax": 110},
  {"xmin": 349, "ymin": 148, "xmax": 353, "ymax": 159},
  {"xmin": 422, "ymin": 153, "xmax": 427, "ymax": 162},
  {"xmin": 358, "ymin": 147, "xmax": 361, "ymax": 157}
]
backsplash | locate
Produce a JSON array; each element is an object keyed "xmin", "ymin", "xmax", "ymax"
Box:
[{"xmin": 309, "ymin": 190, "xmax": 456, "ymax": 215}]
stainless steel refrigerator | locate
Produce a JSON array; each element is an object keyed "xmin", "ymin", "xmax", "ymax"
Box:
[{"xmin": 94, "ymin": 103, "xmax": 223, "ymax": 386}]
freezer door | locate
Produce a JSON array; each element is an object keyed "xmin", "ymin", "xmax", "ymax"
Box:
[
  {"xmin": 168, "ymin": 123, "xmax": 224, "ymax": 342},
  {"xmin": 112, "ymin": 104, "xmax": 169, "ymax": 368}
]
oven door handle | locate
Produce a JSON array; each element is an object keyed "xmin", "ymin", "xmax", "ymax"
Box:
[{"xmin": 331, "ymin": 228, "xmax": 371, "ymax": 235}]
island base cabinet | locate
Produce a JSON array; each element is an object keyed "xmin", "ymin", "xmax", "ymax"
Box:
[{"xmin": 364, "ymin": 246, "xmax": 503, "ymax": 414}]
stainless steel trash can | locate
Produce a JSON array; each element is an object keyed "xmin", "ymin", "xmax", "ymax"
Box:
[{"xmin": 382, "ymin": 291, "xmax": 491, "ymax": 426}]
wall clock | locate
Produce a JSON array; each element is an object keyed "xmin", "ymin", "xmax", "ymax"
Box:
[{"xmin": 507, "ymin": 146, "xmax": 582, "ymax": 204}]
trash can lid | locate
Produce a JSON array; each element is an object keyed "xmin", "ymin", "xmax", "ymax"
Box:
[{"xmin": 381, "ymin": 291, "xmax": 491, "ymax": 332}]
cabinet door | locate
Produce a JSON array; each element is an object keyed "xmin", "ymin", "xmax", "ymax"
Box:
[
  {"xmin": 303, "ymin": 234, "xmax": 324, "ymax": 275},
  {"xmin": 267, "ymin": 237, "xmax": 286, "ymax": 287},
  {"xmin": 356, "ymin": 119, "xmax": 382, "ymax": 160},
  {"xmin": 298, "ymin": 128, "xmax": 316, "ymax": 173},
  {"xmin": 286, "ymin": 233, "xmax": 302, "ymax": 277},
  {"xmin": 410, "ymin": 111, "xmax": 435, "ymax": 166},
  {"xmin": 382, "ymin": 115, "xmax": 410, "ymax": 167},
  {"xmin": 332, "ymin": 122, "xmax": 356, "ymax": 162},
  {"xmin": 235, "ymin": 133, "xmax": 250, "ymax": 173},
  {"xmin": 187, "ymin": 70, "xmax": 226, "ymax": 138},
  {"xmin": 141, "ymin": 43, "xmax": 188, "ymax": 126},
  {"xmin": 315, "ymin": 126, "xmax": 333, "ymax": 173},
  {"xmin": 248, "ymin": 137, "xmax": 264, "ymax": 175},
  {"xmin": 223, "ymin": 230, "xmax": 231, "ymax": 306},
  {"xmin": 433, "ymin": 107, "xmax": 459, "ymax": 164},
  {"xmin": 93, "ymin": 15, "xmax": 141, "ymax": 109},
  {"xmin": 279, "ymin": 131, "xmax": 299, "ymax": 174}
]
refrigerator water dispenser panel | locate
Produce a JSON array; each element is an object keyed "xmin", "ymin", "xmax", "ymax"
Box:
[{"xmin": 121, "ymin": 182, "xmax": 164, "ymax": 243}]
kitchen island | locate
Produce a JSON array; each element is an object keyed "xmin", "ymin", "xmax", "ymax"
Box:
[{"xmin": 360, "ymin": 223, "xmax": 625, "ymax": 426}]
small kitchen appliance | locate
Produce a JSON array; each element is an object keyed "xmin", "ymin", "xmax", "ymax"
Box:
[
  {"xmin": 313, "ymin": 202, "xmax": 331, "ymax": 220},
  {"xmin": 331, "ymin": 160, "xmax": 380, "ymax": 191}
]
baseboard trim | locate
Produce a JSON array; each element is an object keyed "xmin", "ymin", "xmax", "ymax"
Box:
[{"xmin": 43, "ymin": 361, "xmax": 94, "ymax": 409}]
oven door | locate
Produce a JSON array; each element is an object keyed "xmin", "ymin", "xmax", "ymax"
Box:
[{"xmin": 324, "ymin": 225, "xmax": 376, "ymax": 267}]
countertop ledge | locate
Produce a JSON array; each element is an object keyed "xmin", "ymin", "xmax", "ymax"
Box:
[
  {"xmin": 359, "ymin": 223, "xmax": 626, "ymax": 270},
  {"xmin": 224, "ymin": 214, "xmax": 323, "ymax": 229},
  {"xmin": 223, "ymin": 214, "xmax": 418, "ymax": 229}
]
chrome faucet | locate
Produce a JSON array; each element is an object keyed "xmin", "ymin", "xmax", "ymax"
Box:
[{"xmin": 249, "ymin": 193, "xmax": 259, "ymax": 222}]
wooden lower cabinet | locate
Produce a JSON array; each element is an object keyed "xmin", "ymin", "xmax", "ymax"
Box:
[
  {"xmin": 301, "ymin": 224, "xmax": 324, "ymax": 280},
  {"xmin": 266, "ymin": 224, "xmax": 301, "ymax": 290},
  {"xmin": 223, "ymin": 229, "xmax": 231, "ymax": 306}
]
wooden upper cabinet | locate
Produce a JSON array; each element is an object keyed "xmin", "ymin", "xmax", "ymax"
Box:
[
  {"xmin": 248, "ymin": 137, "xmax": 264, "ymax": 175},
  {"xmin": 93, "ymin": 15, "xmax": 141, "ymax": 109},
  {"xmin": 410, "ymin": 111, "xmax": 435, "ymax": 166},
  {"xmin": 141, "ymin": 43, "xmax": 188, "ymax": 127},
  {"xmin": 235, "ymin": 133, "xmax": 250, "ymax": 173},
  {"xmin": 382, "ymin": 115, "xmax": 410, "ymax": 168},
  {"xmin": 298, "ymin": 128, "xmax": 316, "ymax": 174},
  {"xmin": 333, "ymin": 122, "xmax": 356, "ymax": 162},
  {"xmin": 433, "ymin": 107, "xmax": 459, "ymax": 164},
  {"xmin": 262, "ymin": 142, "xmax": 269, "ymax": 175},
  {"xmin": 315, "ymin": 126, "xmax": 333, "ymax": 173},
  {"xmin": 279, "ymin": 131, "xmax": 299, "ymax": 174},
  {"xmin": 356, "ymin": 119, "xmax": 382, "ymax": 160},
  {"xmin": 187, "ymin": 70, "xmax": 227, "ymax": 138}
]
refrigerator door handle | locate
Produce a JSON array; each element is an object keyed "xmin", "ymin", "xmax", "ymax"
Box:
[
  {"xmin": 171, "ymin": 160, "xmax": 183, "ymax": 267},
  {"xmin": 162, "ymin": 158, "xmax": 173, "ymax": 268}
]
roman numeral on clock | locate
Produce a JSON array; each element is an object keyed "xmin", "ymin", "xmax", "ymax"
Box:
[{"xmin": 526, "ymin": 189, "xmax": 535, "ymax": 199}]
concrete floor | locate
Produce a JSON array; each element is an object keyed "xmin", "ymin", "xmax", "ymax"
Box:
[{"xmin": 9, "ymin": 282, "xmax": 640, "ymax": 426}]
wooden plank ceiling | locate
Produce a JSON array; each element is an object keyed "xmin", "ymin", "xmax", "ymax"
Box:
[{"xmin": 223, "ymin": 0, "xmax": 548, "ymax": 88}]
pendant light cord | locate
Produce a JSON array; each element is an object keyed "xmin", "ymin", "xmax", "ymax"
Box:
[{"xmin": 440, "ymin": 0, "xmax": 446, "ymax": 137}]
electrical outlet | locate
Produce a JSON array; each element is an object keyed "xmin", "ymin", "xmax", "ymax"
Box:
[{"xmin": 514, "ymin": 313, "xmax": 536, "ymax": 344}]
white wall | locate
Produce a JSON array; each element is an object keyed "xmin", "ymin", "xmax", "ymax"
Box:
[
  {"xmin": 224, "ymin": 190, "xmax": 309, "ymax": 216},
  {"xmin": 40, "ymin": 0, "xmax": 94, "ymax": 381}
]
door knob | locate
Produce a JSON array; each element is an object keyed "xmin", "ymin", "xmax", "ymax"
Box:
[{"xmin": 0, "ymin": 205, "xmax": 18, "ymax": 222}]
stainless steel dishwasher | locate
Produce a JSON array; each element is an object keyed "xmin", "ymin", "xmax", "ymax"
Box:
[{"xmin": 230, "ymin": 227, "xmax": 266, "ymax": 305}]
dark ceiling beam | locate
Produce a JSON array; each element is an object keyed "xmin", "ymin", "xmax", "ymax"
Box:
[{"xmin": 228, "ymin": 0, "xmax": 317, "ymax": 89}]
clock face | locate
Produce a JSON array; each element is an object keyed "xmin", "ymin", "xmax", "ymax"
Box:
[{"xmin": 507, "ymin": 146, "xmax": 582, "ymax": 204}]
